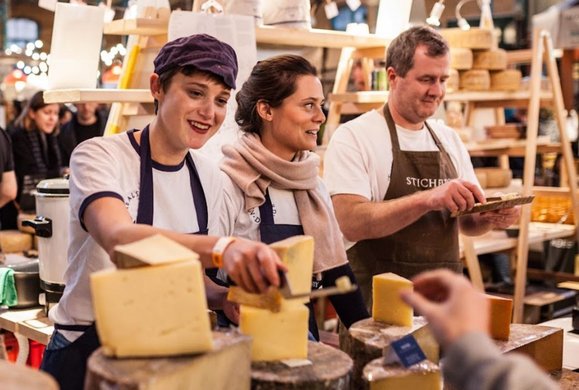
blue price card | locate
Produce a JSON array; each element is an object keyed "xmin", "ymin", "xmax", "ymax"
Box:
[{"xmin": 391, "ymin": 335, "xmax": 426, "ymax": 368}]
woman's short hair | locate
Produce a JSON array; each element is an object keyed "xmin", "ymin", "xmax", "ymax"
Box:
[
  {"xmin": 235, "ymin": 54, "xmax": 318, "ymax": 135},
  {"xmin": 14, "ymin": 91, "xmax": 58, "ymax": 133}
]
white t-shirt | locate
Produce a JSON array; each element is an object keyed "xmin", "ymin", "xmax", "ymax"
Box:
[
  {"xmin": 49, "ymin": 131, "xmax": 223, "ymax": 331},
  {"xmin": 217, "ymin": 173, "xmax": 333, "ymax": 240},
  {"xmin": 323, "ymin": 109, "xmax": 478, "ymax": 248}
]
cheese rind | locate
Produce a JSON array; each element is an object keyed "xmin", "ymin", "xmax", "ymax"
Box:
[
  {"xmin": 112, "ymin": 234, "xmax": 199, "ymax": 269},
  {"xmin": 90, "ymin": 260, "xmax": 213, "ymax": 357},
  {"xmin": 450, "ymin": 48, "xmax": 473, "ymax": 70},
  {"xmin": 460, "ymin": 69, "xmax": 491, "ymax": 91},
  {"xmin": 447, "ymin": 68, "xmax": 460, "ymax": 93},
  {"xmin": 372, "ymin": 273, "xmax": 413, "ymax": 326},
  {"xmin": 440, "ymin": 28, "xmax": 493, "ymax": 49},
  {"xmin": 364, "ymin": 359, "xmax": 441, "ymax": 390},
  {"xmin": 239, "ymin": 301, "xmax": 309, "ymax": 361},
  {"xmin": 0, "ymin": 230, "xmax": 33, "ymax": 253},
  {"xmin": 490, "ymin": 69, "xmax": 522, "ymax": 91},
  {"xmin": 269, "ymin": 235, "xmax": 314, "ymax": 301},
  {"xmin": 473, "ymin": 49, "xmax": 507, "ymax": 70},
  {"xmin": 487, "ymin": 294, "xmax": 512, "ymax": 340}
]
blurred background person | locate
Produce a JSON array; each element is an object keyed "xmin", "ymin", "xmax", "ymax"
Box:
[{"xmin": 0, "ymin": 126, "xmax": 17, "ymax": 229}]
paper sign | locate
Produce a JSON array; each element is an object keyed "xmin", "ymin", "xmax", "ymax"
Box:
[
  {"xmin": 375, "ymin": 0, "xmax": 412, "ymax": 38},
  {"xmin": 324, "ymin": 2, "xmax": 339, "ymax": 19},
  {"xmin": 346, "ymin": 0, "xmax": 361, "ymax": 11},
  {"xmin": 38, "ymin": 0, "xmax": 57, "ymax": 12},
  {"xmin": 390, "ymin": 335, "xmax": 426, "ymax": 368}
]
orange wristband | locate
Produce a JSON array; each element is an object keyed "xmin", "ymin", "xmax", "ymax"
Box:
[{"xmin": 211, "ymin": 237, "xmax": 236, "ymax": 268}]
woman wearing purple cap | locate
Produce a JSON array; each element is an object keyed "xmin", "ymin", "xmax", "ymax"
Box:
[
  {"xmin": 40, "ymin": 34, "xmax": 285, "ymax": 390},
  {"xmin": 218, "ymin": 55, "xmax": 369, "ymax": 338}
]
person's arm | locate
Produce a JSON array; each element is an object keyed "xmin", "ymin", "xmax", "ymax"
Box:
[
  {"xmin": 459, "ymin": 206, "xmax": 521, "ymax": 236},
  {"xmin": 83, "ymin": 196, "xmax": 284, "ymax": 294},
  {"xmin": 203, "ymin": 275, "xmax": 239, "ymax": 324},
  {"xmin": 332, "ymin": 179, "xmax": 484, "ymax": 242},
  {"xmin": 0, "ymin": 170, "xmax": 16, "ymax": 208},
  {"xmin": 400, "ymin": 270, "xmax": 558, "ymax": 390}
]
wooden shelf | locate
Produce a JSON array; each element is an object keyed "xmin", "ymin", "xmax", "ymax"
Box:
[
  {"xmin": 43, "ymin": 89, "xmax": 153, "ymax": 104},
  {"xmin": 445, "ymin": 90, "xmax": 554, "ymax": 109},
  {"xmin": 104, "ymin": 18, "xmax": 167, "ymax": 36},
  {"xmin": 329, "ymin": 91, "xmax": 388, "ymax": 104},
  {"xmin": 466, "ymin": 139, "xmax": 561, "ymax": 156}
]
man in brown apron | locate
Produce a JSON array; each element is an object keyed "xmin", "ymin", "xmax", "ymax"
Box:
[{"xmin": 324, "ymin": 26, "xmax": 520, "ymax": 308}]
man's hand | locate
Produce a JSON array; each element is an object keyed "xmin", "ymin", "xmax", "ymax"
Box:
[
  {"xmin": 478, "ymin": 206, "xmax": 520, "ymax": 229},
  {"xmin": 222, "ymin": 298, "xmax": 240, "ymax": 325},
  {"xmin": 221, "ymin": 238, "xmax": 287, "ymax": 294},
  {"xmin": 424, "ymin": 179, "xmax": 485, "ymax": 214},
  {"xmin": 400, "ymin": 269, "xmax": 489, "ymax": 348}
]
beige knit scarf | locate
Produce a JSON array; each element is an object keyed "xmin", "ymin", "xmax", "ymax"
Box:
[{"xmin": 221, "ymin": 133, "xmax": 347, "ymax": 273}]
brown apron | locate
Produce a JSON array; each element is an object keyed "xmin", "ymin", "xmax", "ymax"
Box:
[{"xmin": 347, "ymin": 104, "xmax": 463, "ymax": 308}]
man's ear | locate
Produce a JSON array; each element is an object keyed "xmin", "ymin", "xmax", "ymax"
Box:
[
  {"xmin": 256, "ymin": 100, "xmax": 273, "ymax": 122},
  {"xmin": 150, "ymin": 73, "xmax": 162, "ymax": 99}
]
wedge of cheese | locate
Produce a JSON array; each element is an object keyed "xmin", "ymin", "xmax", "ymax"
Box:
[
  {"xmin": 372, "ymin": 273, "xmax": 413, "ymax": 326},
  {"xmin": 239, "ymin": 300, "xmax": 309, "ymax": 361},
  {"xmin": 364, "ymin": 360, "xmax": 441, "ymax": 390},
  {"xmin": 269, "ymin": 235, "xmax": 314, "ymax": 302},
  {"xmin": 91, "ymin": 259, "xmax": 213, "ymax": 357},
  {"xmin": 487, "ymin": 294, "xmax": 512, "ymax": 340},
  {"xmin": 112, "ymin": 234, "xmax": 198, "ymax": 269}
]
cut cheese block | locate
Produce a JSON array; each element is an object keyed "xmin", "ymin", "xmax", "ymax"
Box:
[
  {"xmin": 85, "ymin": 332, "xmax": 251, "ymax": 390},
  {"xmin": 372, "ymin": 273, "xmax": 413, "ymax": 326},
  {"xmin": 0, "ymin": 230, "xmax": 33, "ymax": 253},
  {"xmin": 460, "ymin": 69, "xmax": 490, "ymax": 91},
  {"xmin": 450, "ymin": 48, "xmax": 473, "ymax": 70},
  {"xmin": 269, "ymin": 235, "xmax": 314, "ymax": 301},
  {"xmin": 446, "ymin": 68, "xmax": 460, "ymax": 93},
  {"xmin": 474, "ymin": 167, "xmax": 512, "ymax": 188},
  {"xmin": 112, "ymin": 234, "xmax": 199, "ymax": 269},
  {"xmin": 239, "ymin": 301, "xmax": 309, "ymax": 361},
  {"xmin": 487, "ymin": 294, "xmax": 513, "ymax": 340},
  {"xmin": 227, "ymin": 286, "xmax": 283, "ymax": 312},
  {"xmin": 473, "ymin": 49, "xmax": 507, "ymax": 70},
  {"xmin": 90, "ymin": 260, "xmax": 213, "ymax": 357},
  {"xmin": 440, "ymin": 28, "xmax": 493, "ymax": 49},
  {"xmin": 491, "ymin": 69, "xmax": 522, "ymax": 91},
  {"xmin": 364, "ymin": 359, "xmax": 441, "ymax": 390}
]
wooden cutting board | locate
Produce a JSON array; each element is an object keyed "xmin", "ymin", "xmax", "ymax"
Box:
[{"xmin": 451, "ymin": 195, "xmax": 535, "ymax": 217}]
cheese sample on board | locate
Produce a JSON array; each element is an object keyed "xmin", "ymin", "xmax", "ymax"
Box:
[
  {"xmin": 112, "ymin": 234, "xmax": 199, "ymax": 268},
  {"xmin": 372, "ymin": 273, "xmax": 413, "ymax": 326},
  {"xmin": 473, "ymin": 49, "xmax": 507, "ymax": 70},
  {"xmin": 239, "ymin": 301, "xmax": 309, "ymax": 361},
  {"xmin": 440, "ymin": 28, "xmax": 493, "ymax": 50},
  {"xmin": 490, "ymin": 69, "xmax": 522, "ymax": 91},
  {"xmin": 450, "ymin": 47, "xmax": 473, "ymax": 70},
  {"xmin": 91, "ymin": 260, "xmax": 213, "ymax": 357},
  {"xmin": 460, "ymin": 69, "xmax": 491, "ymax": 91},
  {"xmin": 364, "ymin": 359, "xmax": 441, "ymax": 390},
  {"xmin": 487, "ymin": 294, "xmax": 513, "ymax": 340},
  {"xmin": 269, "ymin": 235, "xmax": 314, "ymax": 300},
  {"xmin": 0, "ymin": 230, "xmax": 33, "ymax": 253}
]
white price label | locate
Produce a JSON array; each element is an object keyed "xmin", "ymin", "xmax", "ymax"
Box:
[
  {"xmin": 346, "ymin": 0, "xmax": 361, "ymax": 11},
  {"xmin": 324, "ymin": 2, "xmax": 339, "ymax": 20},
  {"xmin": 38, "ymin": 0, "xmax": 57, "ymax": 12}
]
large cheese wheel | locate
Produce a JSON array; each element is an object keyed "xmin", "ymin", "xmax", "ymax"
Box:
[
  {"xmin": 491, "ymin": 69, "xmax": 522, "ymax": 91},
  {"xmin": 0, "ymin": 230, "xmax": 33, "ymax": 253},
  {"xmin": 473, "ymin": 49, "xmax": 507, "ymax": 70},
  {"xmin": 440, "ymin": 28, "xmax": 493, "ymax": 50},
  {"xmin": 474, "ymin": 168, "xmax": 512, "ymax": 188},
  {"xmin": 446, "ymin": 68, "xmax": 460, "ymax": 93},
  {"xmin": 460, "ymin": 69, "xmax": 491, "ymax": 91},
  {"xmin": 450, "ymin": 47, "xmax": 473, "ymax": 70}
]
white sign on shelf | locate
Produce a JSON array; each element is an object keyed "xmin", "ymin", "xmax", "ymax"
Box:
[
  {"xmin": 38, "ymin": 0, "xmax": 57, "ymax": 12},
  {"xmin": 375, "ymin": 0, "xmax": 412, "ymax": 39},
  {"xmin": 48, "ymin": 3, "xmax": 105, "ymax": 90}
]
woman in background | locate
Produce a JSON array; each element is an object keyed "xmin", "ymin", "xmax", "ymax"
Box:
[{"xmin": 219, "ymin": 54, "xmax": 369, "ymax": 337}]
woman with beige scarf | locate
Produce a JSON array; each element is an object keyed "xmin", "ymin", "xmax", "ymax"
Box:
[{"xmin": 219, "ymin": 54, "xmax": 369, "ymax": 339}]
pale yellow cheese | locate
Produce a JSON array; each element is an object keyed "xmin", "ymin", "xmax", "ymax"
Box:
[
  {"xmin": 239, "ymin": 301, "xmax": 309, "ymax": 361},
  {"xmin": 450, "ymin": 48, "xmax": 473, "ymax": 70},
  {"xmin": 473, "ymin": 49, "xmax": 507, "ymax": 70},
  {"xmin": 112, "ymin": 234, "xmax": 199, "ymax": 268},
  {"xmin": 490, "ymin": 69, "xmax": 522, "ymax": 91},
  {"xmin": 364, "ymin": 360, "xmax": 441, "ymax": 390},
  {"xmin": 460, "ymin": 69, "xmax": 491, "ymax": 91},
  {"xmin": 372, "ymin": 273, "xmax": 413, "ymax": 326},
  {"xmin": 440, "ymin": 28, "xmax": 493, "ymax": 49},
  {"xmin": 90, "ymin": 260, "xmax": 213, "ymax": 357},
  {"xmin": 487, "ymin": 294, "xmax": 512, "ymax": 341},
  {"xmin": 269, "ymin": 235, "xmax": 314, "ymax": 301},
  {"xmin": 0, "ymin": 230, "xmax": 33, "ymax": 253},
  {"xmin": 446, "ymin": 68, "xmax": 460, "ymax": 93}
]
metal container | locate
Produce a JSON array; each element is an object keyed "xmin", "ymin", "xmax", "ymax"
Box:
[{"xmin": 4, "ymin": 259, "xmax": 41, "ymax": 309}]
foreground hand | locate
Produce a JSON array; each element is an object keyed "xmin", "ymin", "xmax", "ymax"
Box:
[
  {"xmin": 400, "ymin": 269, "xmax": 489, "ymax": 348},
  {"xmin": 425, "ymin": 179, "xmax": 485, "ymax": 214},
  {"xmin": 479, "ymin": 206, "xmax": 520, "ymax": 229},
  {"xmin": 221, "ymin": 238, "xmax": 286, "ymax": 294}
]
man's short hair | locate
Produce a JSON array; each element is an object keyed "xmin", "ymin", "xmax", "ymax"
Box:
[{"xmin": 386, "ymin": 26, "xmax": 449, "ymax": 77}]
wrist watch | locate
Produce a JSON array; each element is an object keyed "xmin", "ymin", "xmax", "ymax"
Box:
[{"xmin": 211, "ymin": 237, "xmax": 236, "ymax": 268}]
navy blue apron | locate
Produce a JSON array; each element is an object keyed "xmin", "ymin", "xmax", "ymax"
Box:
[
  {"xmin": 258, "ymin": 189, "xmax": 320, "ymax": 341},
  {"xmin": 41, "ymin": 126, "xmax": 208, "ymax": 390}
]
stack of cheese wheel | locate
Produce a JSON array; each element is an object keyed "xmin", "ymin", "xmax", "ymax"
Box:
[{"xmin": 441, "ymin": 28, "xmax": 522, "ymax": 92}]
